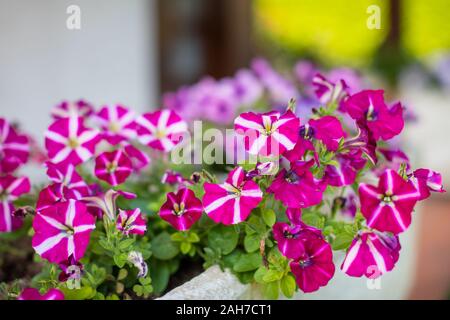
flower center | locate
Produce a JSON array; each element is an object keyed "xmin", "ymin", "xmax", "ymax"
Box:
[
  {"xmin": 298, "ymin": 258, "xmax": 313, "ymax": 268},
  {"xmin": 172, "ymin": 202, "xmax": 186, "ymax": 216},
  {"xmin": 155, "ymin": 129, "xmax": 166, "ymax": 139},
  {"xmin": 64, "ymin": 225, "xmax": 75, "ymax": 235},
  {"xmin": 67, "ymin": 138, "xmax": 79, "ymax": 149},
  {"xmin": 285, "ymin": 171, "xmax": 300, "ymax": 183},
  {"xmin": 382, "ymin": 194, "xmax": 393, "ymax": 203},
  {"xmin": 365, "ymin": 103, "xmax": 378, "ymax": 121},
  {"xmin": 299, "ymin": 125, "xmax": 314, "ymax": 140},
  {"xmin": 106, "ymin": 162, "xmax": 117, "ymax": 173},
  {"xmin": 108, "ymin": 121, "xmax": 121, "ymax": 133}
]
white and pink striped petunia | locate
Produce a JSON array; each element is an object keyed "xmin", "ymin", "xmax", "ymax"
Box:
[
  {"xmin": 203, "ymin": 167, "xmax": 263, "ymax": 225},
  {"xmin": 341, "ymin": 231, "xmax": 401, "ymax": 278},
  {"xmin": 94, "ymin": 150, "xmax": 132, "ymax": 186},
  {"xmin": 359, "ymin": 169, "xmax": 420, "ymax": 234},
  {"xmin": 51, "ymin": 100, "xmax": 94, "ymax": 120},
  {"xmin": 45, "ymin": 116, "xmax": 100, "ymax": 166},
  {"xmin": 136, "ymin": 110, "xmax": 188, "ymax": 152},
  {"xmin": 116, "ymin": 208, "xmax": 147, "ymax": 236},
  {"xmin": 159, "ymin": 188, "xmax": 203, "ymax": 231},
  {"xmin": 0, "ymin": 118, "xmax": 30, "ymax": 173},
  {"xmin": 32, "ymin": 199, "xmax": 95, "ymax": 263},
  {"xmin": 0, "ymin": 175, "xmax": 30, "ymax": 232},
  {"xmin": 96, "ymin": 105, "xmax": 137, "ymax": 145},
  {"xmin": 234, "ymin": 110, "xmax": 299, "ymax": 157},
  {"xmin": 45, "ymin": 162, "xmax": 91, "ymax": 198}
]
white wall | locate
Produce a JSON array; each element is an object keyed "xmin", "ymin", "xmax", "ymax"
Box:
[{"xmin": 0, "ymin": 0, "xmax": 158, "ymax": 139}]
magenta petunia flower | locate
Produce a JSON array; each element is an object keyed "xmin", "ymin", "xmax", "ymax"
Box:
[
  {"xmin": 45, "ymin": 162, "xmax": 91, "ymax": 198},
  {"xmin": 312, "ymin": 73, "xmax": 348, "ymax": 106},
  {"xmin": 341, "ymin": 231, "xmax": 401, "ymax": 278},
  {"xmin": 344, "ymin": 90, "xmax": 404, "ymax": 141},
  {"xmin": 94, "ymin": 150, "xmax": 133, "ymax": 186},
  {"xmin": 159, "ymin": 188, "xmax": 203, "ymax": 231},
  {"xmin": 0, "ymin": 118, "xmax": 30, "ymax": 173},
  {"xmin": 123, "ymin": 144, "xmax": 150, "ymax": 172},
  {"xmin": 32, "ymin": 199, "xmax": 96, "ymax": 263},
  {"xmin": 161, "ymin": 170, "xmax": 186, "ymax": 185},
  {"xmin": 36, "ymin": 183, "xmax": 80, "ymax": 211},
  {"xmin": 96, "ymin": 105, "xmax": 137, "ymax": 145},
  {"xmin": 234, "ymin": 110, "xmax": 300, "ymax": 157},
  {"xmin": 342, "ymin": 126, "xmax": 378, "ymax": 165},
  {"xmin": 359, "ymin": 169, "xmax": 420, "ymax": 234},
  {"xmin": 0, "ymin": 175, "xmax": 30, "ymax": 232},
  {"xmin": 285, "ymin": 207, "xmax": 302, "ymax": 225},
  {"xmin": 268, "ymin": 160, "xmax": 325, "ymax": 209},
  {"xmin": 18, "ymin": 288, "xmax": 64, "ymax": 300},
  {"xmin": 51, "ymin": 100, "xmax": 94, "ymax": 120},
  {"xmin": 409, "ymin": 168, "xmax": 445, "ymax": 200},
  {"xmin": 290, "ymin": 238, "xmax": 335, "ymax": 293},
  {"xmin": 203, "ymin": 167, "xmax": 263, "ymax": 225},
  {"xmin": 273, "ymin": 222, "xmax": 322, "ymax": 259},
  {"xmin": 116, "ymin": 208, "xmax": 147, "ymax": 236},
  {"xmin": 307, "ymin": 116, "xmax": 344, "ymax": 151},
  {"xmin": 136, "ymin": 110, "xmax": 187, "ymax": 152},
  {"xmin": 45, "ymin": 116, "xmax": 100, "ymax": 166},
  {"xmin": 324, "ymin": 150, "xmax": 366, "ymax": 187}
]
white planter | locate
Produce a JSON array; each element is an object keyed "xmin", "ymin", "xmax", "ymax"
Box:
[{"xmin": 160, "ymin": 208, "xmax": 420, "ymax": 300}]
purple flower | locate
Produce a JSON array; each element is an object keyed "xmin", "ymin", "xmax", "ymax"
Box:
[
  {"xmin": 58, "ymin": 254, "xmax": 83, "ymax": 282},
  {"xmin": 95, "ymin": 105, "xmax": 137, "ymax": 145},
  {"xmin": 344, "ymin": 90, "xmax": 404, "ymax": 141},
  {"xmin": 409, "ymin": 168, "xmax": 445, "ymax": 200},
  {"xmin": 116, "ymin": 208, "xmax": 147, "ymax": 236},
  {"xmin": 324, "ymin": 150, "xmax": 366, "ymax": 187},
  {"xmin": 51, "ymin": 100, "xmax": 93, "ymax": 120},
  {"xmin": 0, "ymin": 118, "xmax": 30, "ymax": 173},
  {"xmin": 18, "ymin": 288, "xmax": 64, "ymax": 300},
  {"xmin": 272, "ymin": 222, "xmax": 322, "ymax": 259},
  {"xmin": 312, "ymin": 73, "xmax": 348, "ymax": 106},
  {"xmin": 290, "ymin": 238, "xmax": 335, "ymax": 293},
  {"xmin": 94, "ymin": 150, "xmax": 133, "ymax": 186},
  {"xmin": 268, "ymin": 160, "xmax": 325, "ymax": 209}
]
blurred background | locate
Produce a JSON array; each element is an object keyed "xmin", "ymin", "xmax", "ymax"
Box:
[{"xmin": 0, "ymin": 0, "xmax": 449, "ymax": 299}]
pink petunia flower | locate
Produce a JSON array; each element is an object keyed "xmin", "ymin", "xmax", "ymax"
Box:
[
  {"xmin": 51, "ymin": 100, "xmax": 94, "ymax": 120},
  {"xmin": 96, "ymin": 105, "xmax": 137, "ymax": 145},
  {"xmin": 312, "ymin": 73, "xmax": 348, "ymax": 106},
  {"xmin": 45, "ymin": 116, "xmax": 100, "ymax": 166},
  {"xmin": 324, "ymin": 150, "xmax": 366, "ymax": 187},
  {"xmin": 409, "ymin": 168, "xmax": 445, "ymax": 200},
  {"xmin": 32, "ymin": 199, "xmax": 96, "ymax": 263},
  {"xmin": 36, "ymin": 183, "xmax": 80, "ymax": 211},
  {"xmin": 341, "ymin": 231, "xmax": 401, "ymax": 278},
  {"xmin": 273, "ymin": 222, "xmax": 322, "ymax": 259},
  {"xmin": 268, "ymin": 160, "xmax": 325, "ymax": 209},
  {"xmin": 116, "ymin": 208, "xmax": 147, "ymax": 236},
  {"xmin": 359, "ymin": 169, "xmax": 420, "ymax": 234},
  {"xmin": 344, "ymin": 90, "xmax": 404, "ymax": 141},
  {"xmin": 234, "ymin": 110, "xmax": 300, "ymax": 157},
  {"xmin": 0, "ymin": 175, "xmax": 30, "ymax": 232},
  {"xmin": 136, "ymin": 110, "xmax": 188, "ymax": 152},
  {"xmin": 203, "ymin": 167, "xmax": 263, "ymax": 225},
  {"xmin": 285, "ymin": 207, "xmax": 302, "ymax": 225},
  {"xmin": 290, "ymin": 238, "xmax": 335, "ymax": 293},
  {"xmin": 18, "ymin": 288, "xmax": 64, "ymax": 300},
  {"xmin": 45, "ymin": 162, "xmax": 91, "ymax": 198},
  {"xmin": 0, "ymin": 118, "xmax": 30, "ymax": 173},
  {"xmin": 159, "ymin": 188, "xmax": 203, "ymax": 231},
  {"xmin": 123, "ymin": 144, "xmax": 150, "ymax": 172},
  {"xmin": 94, "ymin": 150, "xmax": 133, "ymax": 186}
]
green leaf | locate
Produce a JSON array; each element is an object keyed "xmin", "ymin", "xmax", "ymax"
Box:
[
  {"xmin": 149, "ymin": 260, "xmax": 171, "ymax": 295},
  {"xmin": 233, "ymin": 252, "xmax": 262, "ymax": 272},
  {"xmin": 263, "ymin": 281, "xmax": 279, "ymax": 300},
  {"xmin": 180, "ymin": 242, "xmax": 192, "ymax": 254},
  {"xmin": 60, "ymin": 286, "xmax": 95, "ymax": 300},
  {"xmin": 118, "ymin": 238, "xmax": 135, "ymax": 250},
  {"xmin": 254, "ymin": 266, "xmax": 268, "ymax": 284},
  {"xmin": 262, "ymin": 269, "xmax": 283, "ymax": 282},
  {"xmin": 262, "ymin": 209, "xmax": 276, "ymax": 227},
  {"xmin": 151, "ymin": 232, "xmax": 180, "ymax": 260},
  {"xmin": 302, "ymin": 212, "xmax": 325, "ymax": 229},
  {"xmin": 280, "ymin": 275, "xmax": 296, "ymax": 298},
  {"xmin": 332, "ymin": 232, "xmax": 354, "ymax": 250},
  {"xmin": 113, "ymin": 253, "xmax": 128, "ymax": 268},
  {"xmin": 208, "ymin": 225, "xmax": 239, "ymax": 255},
  {"xmin": 117, "ymin": 269, "xmax": 128, "ymax": 281},
  {"xmin": 188, "ymin": 232, "xmax": 200, "ymax": 243},
  {"xmin": 245, "ymin": 214, "xmax": 267, "ymax": 235},
  {"xmin": 244, "ymin": 234, "xmax": 260, "ymax": 253}
]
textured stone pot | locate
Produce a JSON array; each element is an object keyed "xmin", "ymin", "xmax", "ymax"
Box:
[{"xmin": 160, "ymin": 208, "xmax": 421, "ymax": 300}]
